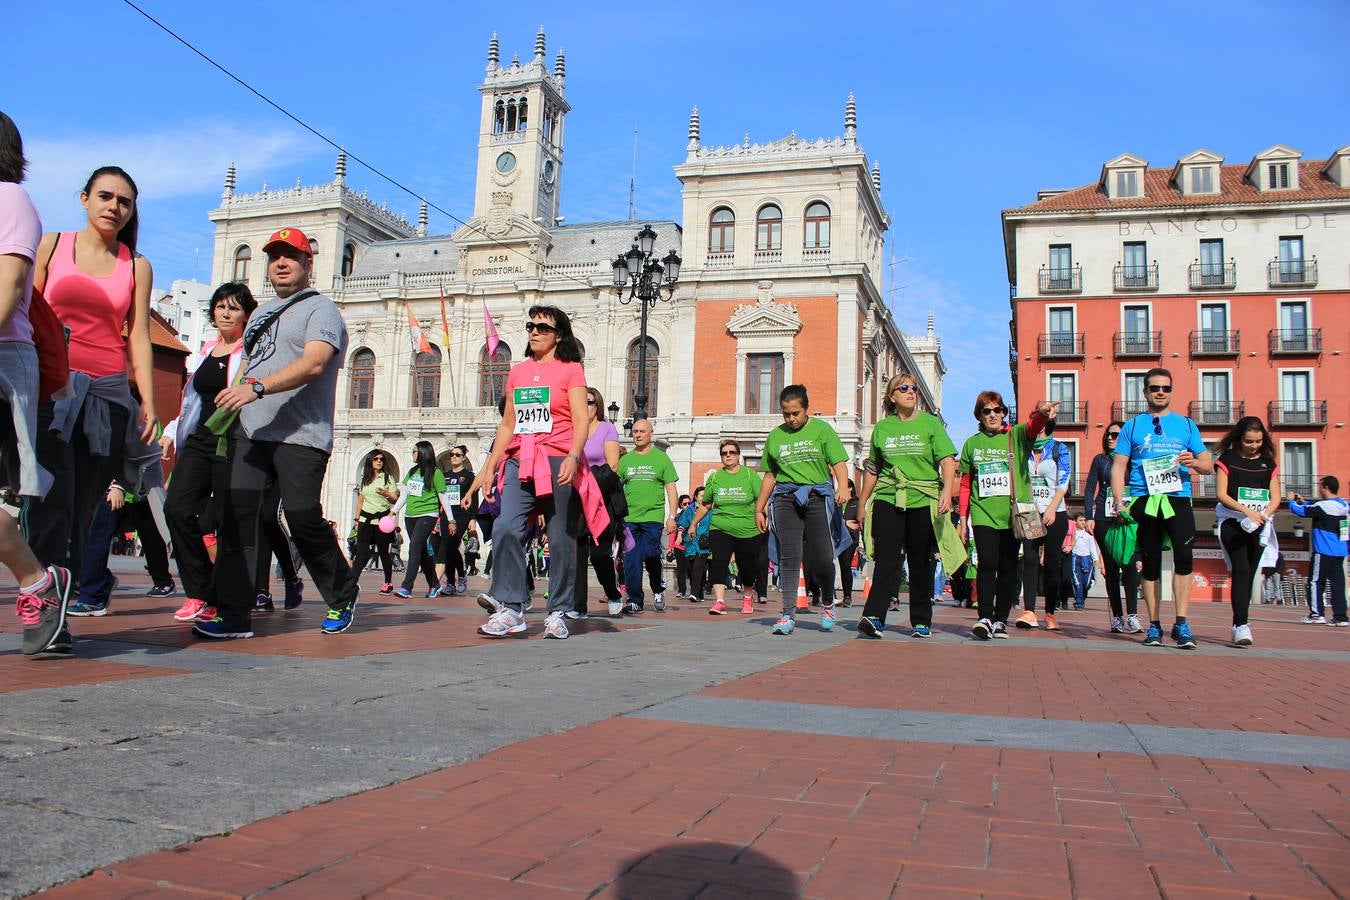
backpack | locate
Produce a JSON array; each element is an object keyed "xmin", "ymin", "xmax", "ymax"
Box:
[{"xmin": 30, "ymin": 236, "xmax": 70, "ymax": 402}]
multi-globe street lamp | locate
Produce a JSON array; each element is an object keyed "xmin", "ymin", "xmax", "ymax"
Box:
[{"xmin": 611, "ymin": 224, "xmax": 680, "ymax": 424}]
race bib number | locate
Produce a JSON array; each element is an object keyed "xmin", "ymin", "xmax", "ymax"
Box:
[
  {"xmin": 1143, "ymin": 455, "xmax": 1182, "ymax": 495},
  {"xmin": 1340, "ymin": 518, "xmax": 1348, "ymax": 543},
  {"xmin": 1236, "ymin": 487, "xmax": 1269, "ymax": 513},
  {"xmin": 513, "ymin": 386, "xmax": 552, "ymax": 435},
  {"xmin": 1031, "ymin": 475, "xmax": 1053, "ymax": 507},
  {"xmin": 406, "ymin": 478, "xmax": 424, "ymax": 497},
  {"xmin": 446, "ymin": 483, "xmax": 461, "ymax": 505},
  {"xmin": 1103, "ymin": 495, "xmax": 1116, "ymax": 519},
  {"xmin": 977, "ymin": 461, "xmax": 1010, "ymax": 498}
]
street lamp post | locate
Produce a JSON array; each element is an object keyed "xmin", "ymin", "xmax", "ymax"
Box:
[{"xmin": 611, "ymin": 224, "xmax": 680, "ymax": 423}]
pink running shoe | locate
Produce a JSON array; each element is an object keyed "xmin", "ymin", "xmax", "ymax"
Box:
[
  {"xmin": 173, "ymin": 598, "xmax": 207, "ymax": 622},
  {"xmin": 741, "ymin": 597, "xmax": 753, "ymax": 614},
  {"xmin": 196, "ymin": 605, "xmax": 218, "ymax": 621},
  {"xmin": 709, "ymin": 599, "xmax": 728, "ymax": 615}
]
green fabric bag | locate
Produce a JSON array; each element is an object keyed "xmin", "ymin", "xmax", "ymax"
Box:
[{"xmin": 1103, "ymin": 511, "xmax": 1139, "ymax": 568}]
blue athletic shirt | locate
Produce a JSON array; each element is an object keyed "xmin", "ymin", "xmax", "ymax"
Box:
[{"xmin": 1113, "ymin": 411, "xmax": 1208, "ymax": 499}]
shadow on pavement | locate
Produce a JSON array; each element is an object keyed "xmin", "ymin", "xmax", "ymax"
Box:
[{"xmin": 610, "ymin": 842, "xmax": 800, "ymax": 899}]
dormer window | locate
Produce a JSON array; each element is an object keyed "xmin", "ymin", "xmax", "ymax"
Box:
[
  {"xmin": 1190, "ymin": 166, "xmax": 1214, "ymax": 193},
  {"xmin": 1101, "ymin": 154, "xmax": 1148, "ymax": 199},
  {"xmin": 1115, "ymin": 170, "xmax": 1140, "ymax": 198},
  {"xmin": 1268, "ymin": 162, "xmax": 1290, "ymax": 190},
  {"xmin": 1247, "ymin": 145, "xmax": 1301, "ymax": 192}
]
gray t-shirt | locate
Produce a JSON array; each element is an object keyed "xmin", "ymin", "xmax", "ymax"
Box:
[{"xmin": 239, "ymin": 290, "xmax": 347, "ymax": 453}]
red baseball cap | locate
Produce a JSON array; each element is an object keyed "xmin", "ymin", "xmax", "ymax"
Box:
[{"xmin": 262, "ymin": 227, "xmax": 313, "ymax": 257}]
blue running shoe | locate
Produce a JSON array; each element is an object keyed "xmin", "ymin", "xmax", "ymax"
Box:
[
  {"xmin": 427, "ymin": 585, "xmax": 442, "ymax": 599},
  {"xmin": 1143, "ymin": 623, "xmax": 1163, "ymax": 646},
  {"xmin": 771, "ymin": 615, "xmax": 795, "ymax": 635},
  {"xmin": 393, "ymin": 588, "xmax": 412, "ymax": 599},
  {"xmin": 255, "ymin": 591, "xmax": 274, "ymax": 612},
  {"xmin": 819, "ymin": 607, "xmax": 836, "ymax": 631},
  {"xmin": 911, "ymin": 624, "xmax": 932, "ymax": 639},
  {"xmin": 192, "ymin": 617, "xmax": 254, "ymax": 639},
  {"xmin": 857, "ymin": 616, "xmax": 883, "ymax": 638},
  {"xmin": 322, "ymin": 597, "xmax": 358, "ymax": 634},
  {"xmin": 67, "ymin": 598, "xmax": 110, "ymax": 617},
  {"xmin": 1171, "ymin": 621, "xmax": 1197, "ymax": 649}
]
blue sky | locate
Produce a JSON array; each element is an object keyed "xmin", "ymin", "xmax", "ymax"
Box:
[{"xmin": 8, "ymin": 0, "xmax": 1348, "ymax": 443}]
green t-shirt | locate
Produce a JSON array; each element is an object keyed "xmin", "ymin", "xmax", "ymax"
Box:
[
  {"xmin": 959, "ymin": 424, "xmax": 1034, "ymax": 530},
  {"xmin": 761, "ymin": 417, "xmax": 849, "ymax": 486},
  {"xmin": 703, "ymin": 466, "xmax": 763, "ymax": 538},
  {"xmin": 359, "ymin": 473, "xmax": 395, "ymax": 515},
  {"xmin": 402, "ymin": 467, "xmax": 446, "ymax": 518},
  {"xmin": 618, "ymin": 447, "xmax": 678, "ymax": 523},
  {"xmin": 869, "ymin": 412, "xmax": 957, "ymax": 508}
]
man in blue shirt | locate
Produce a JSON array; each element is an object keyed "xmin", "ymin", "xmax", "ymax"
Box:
[
  {"xmin": 1110, "ymin": 368, "xmax": 1213, "ymax": 649},
  {"xmin": 1289, "ymin": 476, "xmax": 1349, "ymax": 625}
]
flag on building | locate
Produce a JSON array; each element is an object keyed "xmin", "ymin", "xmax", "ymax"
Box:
[
  {"xmin": 483, "ymin": 300, "xmax": 500, "ymax": 359},
  {"xmin": 439, "ymin": 289, "xmax": 451, "ymax": 350},
  {"xmin": 407, "ymin": 305, "xmax": 431, "ymax": 354}
]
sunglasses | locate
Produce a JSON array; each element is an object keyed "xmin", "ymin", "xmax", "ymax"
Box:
[
  {"xmin": 980, "ymin": 406, "xmax": 1006, "ymax": 416},
  {"xmin": 721, "ymin": 449, "xmax": 740, "ymax": 456},
  {"xmin": 892, "ymin": 383, "xmax": 918, "ymax": 394},
  {"xmin": 1146, "ymin": 384, "xmax": 1173, "ymax": 393},
  {"xmin": 586, "ymin": 399, "xmax": 597, "ymax": 405},
  {"xmin": 1152, "ymin": 416, "xmax": 1164, "ymax": 435},
  {"xmin": 524, "ymin": 321, "xmax": 557, "ymax": 334},
  {"xmin": 1106, "ymin": 431, "xmax": 1120, "ymax": 440},
  {"xmin": 450, "ymin": 451, "xmax": 464, "ymax": 457}
]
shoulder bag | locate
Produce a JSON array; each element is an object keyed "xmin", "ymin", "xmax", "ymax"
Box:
[{"xmin": 1008, "ymin": 428, "xmax": 1046, "ymax": 541}]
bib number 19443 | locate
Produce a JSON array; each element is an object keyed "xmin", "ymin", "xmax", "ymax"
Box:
[
  {"xmin": 977, "ymin": 461, "xmax": 1010, "ymax": 498},
  {"xmin": 1144, "ymin": 455, "xmax": 1182, "ymax": 495},
  {"xmin": 513, "ymin": 387, "xmax": 552, "ymax": 435}
]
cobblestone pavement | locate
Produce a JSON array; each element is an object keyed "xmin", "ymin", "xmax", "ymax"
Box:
[{"xmin": 4, "ymin": 559, "xmax": 1347, "ymax": 898}]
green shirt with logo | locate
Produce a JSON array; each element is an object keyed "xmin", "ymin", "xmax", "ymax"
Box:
[
  {"xmin": 703, "ymin": 466, "xmax": 763, "ymax": 538},
  {"xmin": 402, "ymin": 467, "xmax": 447, "ymax": 518},
  {"xmin": 959, "ymin": 424, "xmax": 1034, "ymax": 530},
  {"xmin": 761, "ymin": 417, "xmax": 848, "ymax": 486},
  {"xmin": 618, "ymin": 447, "xmax": 678, "ymax": 523},
  {"xmin": 869, "ymin": 412, "xmax": 957, "ymax": 508}
]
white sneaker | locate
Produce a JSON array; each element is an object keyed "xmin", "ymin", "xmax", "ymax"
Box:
[
  {"xmin": 607, "ymin": 600, "xmax": 623, "ymax": 616},
  {"xmin": 564, "ymin": 610, "xmax": 588, "ymax": 620},
  {"xmin": 653, "ymin": 592, "xmax": 666, "ymax": 612},
  {"xmin": 1110, "ymin": 616, "xmax": 1124, "ymax": 634},
  {"xmin": 971, "ymin": 618, "xmax": 993, "ymax": 640},
  {"xmin": 478, "ymin": 608, "xmax": 526, "ymax": 637},
  {"xmin": 544, "ymin": 612, "xmax": 569, "ymax": 639},
  {"xmin": 1126, "ymin": 614, "xmax": 1144, "ymax": 634},
  {"xmin": 476, "ymin": 593, "xmax": 505, "ymax": 615},
  {"xmin": 1301, "ymin": 614, "xmax": 1327, "ymax": 624},
  {"xmin": 1232, "ymin": 624, "xmax": 1253, "ymax": 646}
]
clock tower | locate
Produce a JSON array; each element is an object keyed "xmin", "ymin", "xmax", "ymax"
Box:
[{"xmin": 472, "ymin": 28, "xmax": 568, "ymax": 234}]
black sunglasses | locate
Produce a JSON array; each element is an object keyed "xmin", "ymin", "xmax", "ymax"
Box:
[
  {"xmin": 980, "ymin": 406, "xmax": 1006, "ymax": 416},
  {"xmin": 1146, "ymin": 384, "xmax": 1173, "ymax": 393},
  {"xmin": 1152, "ymin": 416, "xmax": 1164, "ymax": 435},
  {"xmin": 721, "ymin": 449, "xmax": 740, "ymax": 456},
  {"xmin": 524, "ymin": 321, "xmax": 557, "ymax": 334},
  {"xmin": 1106, "ymin": 431, "xmax": 1120, "ymax": 439},
  {"xmin": 586, "ymin": 399, "xmax": 597, "ymax": 405}
]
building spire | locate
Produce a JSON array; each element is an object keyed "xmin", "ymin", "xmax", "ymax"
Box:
[
  {"xmin": 417, "ymin": 198, "xmax": 428, "ymax": 237},
  {"xmin": 554, "ymin": 48, "xmax": 565, "ymax": 82},
  {"xmin": 487, "ymin": 32, "xmax": 499, "ymax": 71},
  {"xmin": 334, "ymin": 147, "xmax": 347, "ymax": 184},
  {"xmin": 845, "ymin": 92, "xmax": 857, "ymax": 142},
  {"xmin": 687, "ymin": 106, "xmax": 700, "ymax": 149},
  {"xmin": 534, "ymin": 25, "xmax": 546, "ymax": 61},
  {"xmin": 927, "ymin": 311, "xmax": 935, "ymax": 335},
  {"xmin": 871, "ymin": 159, "xmax": 881, "ymax": 191},
  {"xmin": 223, "ymin": 161, "xmax": 236, "ymax": 199}
]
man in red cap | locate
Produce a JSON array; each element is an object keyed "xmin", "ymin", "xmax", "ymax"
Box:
[{"xmin": 195, "ymin": 227, "xmax": 359, "ymax": 638}]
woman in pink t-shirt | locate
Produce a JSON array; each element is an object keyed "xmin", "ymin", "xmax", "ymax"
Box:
[{"xmin": 465, "ymin": 305, "xmax": 588, "ymax": 640}]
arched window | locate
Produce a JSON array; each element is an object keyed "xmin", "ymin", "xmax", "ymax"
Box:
[
  {"xmin": 308, "ymin": 237, "xmax": 319, "ymax": 257},
  {"xmin": 494, "ymin": 100, "xmax": 505, "ymax": 134},
  {"xmin": 348, "ymin": 348, "xmax": 375, "ymax": 409},
  {"xmin": 232, "ymin": 245, "xmax": 251, "ymax": 283},
  {"xmin": 478, "ymin": 343, "xmax": 513, "ymax": 407},
  {"xmin": 506, "ymin": 99, "xmax": 517, "ymax": 132},
  {"xmin": 411, "ymin": 344, "xmax": 442, "ymax": 408},
  {"xmin": 709, "ymin": 207, "xmax": 735, "ymax": 253},
  {"xmin": 341, "ymin": 242, "xmax": 356, "ymax": 277},
  {"xmin": 755, "ymin": 205, "xmax": 782, "ymax": 251},
  {"xmin": 804, "ymin": 201, "xmax": 831, "ymax": 249},
  {"xmin": 517, "ymin": 98, "xmax": 528, "ymax": 131},
  {"xmin": 625, "ymin": 337, "xmax": 660, "ymax": 418}
]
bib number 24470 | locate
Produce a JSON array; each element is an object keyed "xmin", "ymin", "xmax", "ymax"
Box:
[{"xmin": 513, "ymin": 387, "xmax": 552, "ymax": 435}]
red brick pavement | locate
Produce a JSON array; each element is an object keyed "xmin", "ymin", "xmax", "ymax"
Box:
[{"xmin": 0, "ymin": 654, "xmax": 187, "ymax": 693}]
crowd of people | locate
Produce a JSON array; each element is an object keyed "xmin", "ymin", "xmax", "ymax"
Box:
[{"xmin": 3, "ymin": 112, "xmax": 1347, "ymax": 658}]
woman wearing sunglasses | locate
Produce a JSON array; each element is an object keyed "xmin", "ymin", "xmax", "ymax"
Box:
[
  {"xmin": 466, "ymin": 306, "xmax": 590, "ymax": 640},
  {"xmin": 856, "ymin": 373, "xmax": 959, "ymax": 639},
  {"xmin": 438, "ymin": 444, "xmax": 475, "ymax": 596},
  {"xmin": 957, "ymin": 394, "xmax": 1056, "ymax": 640},
  {"xmin": 571, "ymin": 386, "xmax": 623, "ymax": 618},
  {"xmin": 693, "ymin": 438, "xmax": 763, "ymax": 615},
  {"xmin": 1083, "ymin": 420, "xmax": 1141, "ymax": 633}
]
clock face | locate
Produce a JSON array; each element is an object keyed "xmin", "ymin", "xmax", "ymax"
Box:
[
  {"xmin": 495, "ymin": 152, "xmax": 517, "ymax": 174},
  {"xmin": 542, "ymin": 160, "xmax": 555, "ymax": 184}
]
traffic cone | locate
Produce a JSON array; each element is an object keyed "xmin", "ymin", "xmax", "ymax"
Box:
[
  {"xmin": 860, "ymin": 575, "xmax": 873, "ymax": 604},
  {"xmin": 795, "ymin": 573, "xmax": 809, "ymax": 611}
]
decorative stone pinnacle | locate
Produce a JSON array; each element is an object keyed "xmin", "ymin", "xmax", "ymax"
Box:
[
  {"xmin": 417, "ymin": 199, "xmax": 428, "ymax": 236},
  {"xmin": 223, "ymin": 162, "xmax": 236, "ymax": 196},
  {"xmin": 487, "ymin": 32, "xmax": 499, "ymax": 69},
  {"xmin": 335, "ymin": 147, "xmax": 347, "ymax": 183},
  {"xmin": 743, "ymin": 133, "xmax": 751, "ymax": 149},
  {"xmin": 688, "ymin": 106, "xmax": 700, "ymax": 146},
  {"xmin": 535, "ymin": 26, "xmax": 546, "ymax": 60},
  {"xmin": 871, "ymin": 159, "xmax": 881, "ymax": 191},
  {"xmin": 927, "ymin": 311, "xmax": 935, "ymax": 334},
  {"xmin": 510, "ymin": 52, "xmax": 519, "ymax": 66},
  {"xmin": 554, "ymin": 48, "xmax": 565, "ymax": 79}
]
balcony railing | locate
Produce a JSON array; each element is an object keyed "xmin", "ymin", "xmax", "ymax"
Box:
[
  {"xmin": 1113, "ymin": 262, "xmax": 1159, "ymax": 291},
  {"xmin": 1268, "ymin": 400, "xmax": 1328, "ymax": 427},
  {"xmin": 1189, "ymin": 330, "xmax": 1240, "ymax": 356},
  {"xmin": 1041, "ymin": 400, "xmax": 1087, "ymax": 426},
  {"xmin": 1268, "ymin": 328, "xmax": 1322, "ymax": 355},
  {"xmin": 1037, "ymin": 332, "xmax": 1085, "ymax": 359},
  {"xmin": 1114, "ymin": 331, "xmax": 1162, "ymax": 357},
  {"xmin": 802, "ymin": 246, "xmax": 831, "ymax": 262},
  {"xmin": 1111, "ymin": 399, "xmax": 1150, "ymax": 420},
  {"xmin": 753, "ymin": 248, "xmax": 782, "ymax": 266},
  {"xmin": 1191, "ymin": 473, "xmax": 1216, "ymax": 499},
  {"xmin": 1280, "ymin": 474, "xmax": 1318, "ymax": 499},
  {"xmin": 1188, "ymin": 400, "xmax": 1245, "ymax": 427},
  {"xmin": 1038, "ymin": 265, "xmax": 1081, "ymax": 293},
  {"xmin": 1188, "ymin": 261, "xmax": 1236, "ymax": 290},
  {"xmin": 1268, "ymin": 257, "xmax": 1318, "ymax": 288},
  {"xmin": 705, "ymin": 250, "xmax": 734, "ymax": 269}
]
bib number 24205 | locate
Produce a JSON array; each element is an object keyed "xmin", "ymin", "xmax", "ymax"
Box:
[
  {"xmin": 513, "ymin": 387, "xmax": 552, "ymax": 435},
  {"xmin": 1144, "ymin": 455, "xmax": 1182, "ymax": 495}
]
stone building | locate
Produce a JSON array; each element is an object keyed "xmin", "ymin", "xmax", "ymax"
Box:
[{"xmin": 207, "ymin": 29, "xmax": 944, "ymax": 523}]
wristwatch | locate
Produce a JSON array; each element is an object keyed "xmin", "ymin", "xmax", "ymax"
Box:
[{"xmin": 250, "ymin": 378, "xmax": 266, "ymax": 400}]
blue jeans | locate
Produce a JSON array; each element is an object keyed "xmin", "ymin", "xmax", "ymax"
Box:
[
  {"xmin": 622, "ymin": 521, "xmax": 665, "ymax": 606},
  {"xmin": 1072, "ymin": 554, "xmax": 1094, "ymax": 609}
]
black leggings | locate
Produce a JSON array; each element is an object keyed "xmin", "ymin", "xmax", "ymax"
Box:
[
  {"xmin": 863, "ymin": 502, "xmax": 935, "ymax": 627},
  {"xmin": 709, "ymin": 530, "xmax": 763, "ymax": 594},
  {"xmin": 400, "ymin": 514, "xmax": 440, "ymax": 591},
  {"xmin": 574, "ymin": 527, "xmax": 621, "ymax": 613},
  {"xmin": 973, "ymin": 524, "xmax": 1019, "ymax": 624},
  {"xmin": 1093, "ymin": 518, "xmax": 1139, "ymax": 617},
  {"xmin": 1131, "ymin": 496, "xmax": 1195, "ymax": 580},
  {"xmin": 838, "ymin": 541, "xmax": 857, "ymax": 598},
  {"xmin": 441, "ymin": 520, "xmax": 467, "ymax": 583},
  {"xmin": 349, "ymin": 514, "xmax": 393, "ymax": 583},
  {"xmin": 1021, "ymin": 513, "xmax": 1069, "ymax": 615},
  {"xmin": 1219, "ymin": 519, "xmax": 1262, "ymax": 626}
]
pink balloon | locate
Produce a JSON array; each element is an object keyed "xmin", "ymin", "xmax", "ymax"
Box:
[{"xmin": 378, "ymin": 515, "xmax": 396, "ymax": 533}]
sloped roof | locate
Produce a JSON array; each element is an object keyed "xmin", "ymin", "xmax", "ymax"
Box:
[{"xmin": 123, "ymin": 308, "xmax": 190, "ymax": 355}]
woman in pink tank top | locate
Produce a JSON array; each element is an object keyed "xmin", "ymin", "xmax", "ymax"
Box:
[{"xmin": 26, "ymin": 166, "xmax": 157, "ymax": 582}]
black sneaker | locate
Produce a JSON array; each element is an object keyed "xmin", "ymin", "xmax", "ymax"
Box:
[
  {"xmin": 255, "ymin": 591, "xmax": 275, "ymax": 612},
  {"xmin": 622, "ymin": 602, "xmax": 643, "ymax": 615},
  {"xmin": 857, "ymin": 615, "xmax": 884, "ymax": 638},
  {"xmin": 19, "ymin": 566, "xmax": 73, "ymax": 656},
  {"xmin": 145, "ymin": 582, "xmax": 176, "ymax": 598},
  {"xmin": 283, "ymin": 578, "xmax": 304, "ymax": 610}
]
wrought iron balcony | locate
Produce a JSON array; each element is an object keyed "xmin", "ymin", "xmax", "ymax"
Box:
[
  {"xmin": 1268, "ymin": 328, "xmax": 1322, "ymax": 355},
  {"xmin": 1191, "ymin": 473, "xmax": 1217, "ymax": 499},
  {"xmin": 1038, "ymin": 265, "xmax": 1081, "ymax": 293},
  {"xmin": 1188, "ymin": 261, "xmax": 1236, "ymax": 290},
  {"xmin": 1041, "ymin": 400, "xmax": 1087, "ymax": 427},
  {"xmin": 1188, "ymin": 400, "xmax": 1245, "ymax": 427},
  {"xmin": 1280, "ymin": 474, "xmax": 1318, "ymax": 499},
  {"xmin": 1113, "ymin": 262, "xmax": 1158, "ymax": 291},
  {"xmin": 1037, "ymin": 332, "xmax": 1085, "ymax": 359},
  {"xmin": 1189, "ymin": 330, "xmax": 1240, "ymax": 356},
  {"xmin": 1267, "ymin": 257, "xmax": 1318, "ymax": 288},
  {"xmin": 1111, "ymin": 400, "xmax": 1150, "ymax": 420},
  {"xmin": 1113, "ymin": 331, "xmax": 1162, "ymax": 357},
  {"xmin": 1267, "ymin": 400, "xmax": 1328, "ymax": 427}
]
